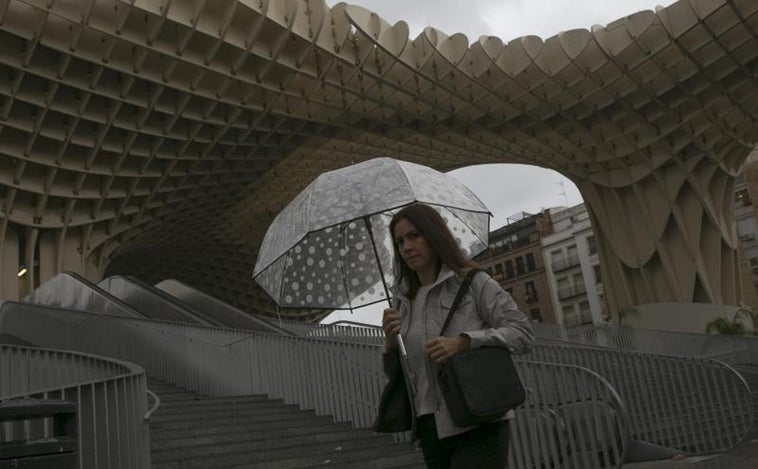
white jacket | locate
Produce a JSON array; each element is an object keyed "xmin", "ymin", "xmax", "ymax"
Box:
[{"xmin": 386, "ymin": 267, "xmax": 534, "ymax": 439}]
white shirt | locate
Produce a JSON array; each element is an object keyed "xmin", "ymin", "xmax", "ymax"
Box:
[{"xmin": 406, "ymin": 283, "xmax": 435, "ymax": 415}]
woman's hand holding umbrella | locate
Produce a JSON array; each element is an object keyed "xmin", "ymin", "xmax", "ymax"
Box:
[{"xmin": 382, "ymin": 308, "xmax": 402, "ymax": 349}]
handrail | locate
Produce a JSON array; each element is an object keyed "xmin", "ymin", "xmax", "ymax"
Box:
[
  {"xmin": 323, "ymin": 320, "xmax": 382, "ymax": 329},
  {"xmin": 532, "ymin": 322, "xmax": 758, "ymax": 363},
  {"xmin": 529, "ymin": 340, "xmax": 754, "ymax": 454},
  {"xmin": 0, "ymin": 344, "xmax": 145, "ymax": 398},
  {"xmin": 220, "ymin": 314, "xmax": 755, "ymax": 455},
  {"xmin": 0, "ymin": 343, "xmax": 151, "ymax": 468},
  {"xmin": 144, "ymin": 388, "xmax": 161, "ymax": 422},
  {"xmin": 2, "ymin": 301, "xmax": 629, "ymax": 468}
]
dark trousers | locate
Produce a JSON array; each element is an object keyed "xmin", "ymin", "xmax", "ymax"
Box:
[{"xmin": 417, "ymin": 414, "xmax": 510, "ymax": 469}]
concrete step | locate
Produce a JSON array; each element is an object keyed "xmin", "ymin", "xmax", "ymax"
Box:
[
  {"xmin": 149, "ymin": 378, "xmax": 419, "ymax": 469},
  {"xmin": 153, "ymin": 437, "xmax": 421, "ymax": 469},
  {"xmin": 152, "ymin": 433, "xmax": 400, "ymax": 469},
  {"xmin": 151, "ymin": 411, "xmax": 330, "ymax": 434},
  {"xmin": 151, "ymin": 415, "xmax": 338, "ymax": 441},
  {"xmin": 286, "ymin": 447, "xmax": 425, "ymax": 469},
  {"xmin": 151, "ymin": 422, "xmax": 355, "ymax": 449},
  {"xmin": 150, "ymin": 389, "xmax": 201, "ymax": 399},
  {"xmin": 151, "ymin": 404, "xmax": 305, "ymax": 425},
  {"xmin": 155, "ymin": 397, "xmax": 286, "ymax": 415},
  {"xmin": 153, "ymin": 428, "xmax": 387, "ymax": 463},
  {"xmin": 153, "ymin": 416, "xmax": 334, "ymax": 443}
]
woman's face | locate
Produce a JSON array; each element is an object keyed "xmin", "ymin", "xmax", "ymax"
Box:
[{"xmin": 392, "ymin": 218, "xmax": 438, "ymax": 279}]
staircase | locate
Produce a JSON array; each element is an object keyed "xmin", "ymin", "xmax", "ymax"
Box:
[{"xmin": 148, "ymin": 378, "xmax": 424, "ymax": 468}]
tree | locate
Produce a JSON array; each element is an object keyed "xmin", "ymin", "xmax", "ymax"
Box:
[{"xmin": 705, "ymin": 317, "xmax": 745, "ymax": 335}]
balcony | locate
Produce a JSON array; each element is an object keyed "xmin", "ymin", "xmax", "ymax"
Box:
[
  {"xmin": 551, "ymin": 255, "xmax": 581, "ymax": 272},
  {"xmin": 578, "ymin": 310, "xmax": 594, "ymax": 324},
  {"xmin": 557, "ymin": 284, "xmax": 587, "ymax": 300}
]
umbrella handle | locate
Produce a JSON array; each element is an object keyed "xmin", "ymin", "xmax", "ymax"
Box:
[
  {"xmin": 396, "ymin": 334, "xmax": 417, "ymax": 396},
  {"xmin": 397, "ymin": 334, "xmax": 408, "ymax": 358}
]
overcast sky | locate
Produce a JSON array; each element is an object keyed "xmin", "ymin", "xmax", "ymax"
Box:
[{"xmin": 321, "ymin": 0, "xmax": 678, "ymax": 324}]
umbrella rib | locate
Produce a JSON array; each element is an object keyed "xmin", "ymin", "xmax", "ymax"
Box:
[
  {"xmin": 445, "ymin": 206, "xmax": 491, "ymax": 248},
  {"xmin": 395, "ymin": 161, "xmax": 414, "ymax": 198},
  {"xmin": 364, "ymin": 215, "xmax": 393, "ymax": 307},
  {"xmin": 276, "ymin": 250, "xmax": 294, "ymax": 306},
  {"xmin": 338, "ymin": 222, "xmax": 354, "ymax": 312}
]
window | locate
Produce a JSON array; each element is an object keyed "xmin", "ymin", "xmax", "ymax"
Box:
[
  {"xmin": 750, "ymin": 257, "xmax": 758, "ymax": 275},
  {"xmin": 525, "ymin": 281, "xmax": 537, "ymax": 303},
  {"xmin": 515, "ymin": 257, "xmax": 525, "ymax": 276},
  {"xmin": 525, "ymin": 253, "xmax": 536, "ymax": 272},
  {"xmin": 551, "ymin": 250, "xmax": 564, "ymax": 264},
  {"xmin": 598, "ymin": 294, "xmax": 608, "ymax": 320},
  {"xmin": 505, "ymin": 260, "xmax": 514, "ymax": 278},
  {"xmin": 736, "ymin": 188, "xmax": 752, "ymax": 206},
  {"xmin": 593, "ymin": 264, "xmax": 602, "ymax": 283},
  {"xmin": 587, "ymin": 236, "xmax": 597, "ymax": 255},
  {"xmin": 557, "ymin": 276, "xmax": 571, "ymax": 300},
  {"xmin": 567, "ymin": 245, "xmax": 578, "ymax": 258},
  {"xmin": 567, "ymin": 245, "xmax": 579, "ymax": 266},
  {"xmin": 529, "ymin": 308, "xmax": 543, "ymax": 322},
  {"xmin": 562, "ymin": 304, "xmax": 577, "ymax": 325},
  {"xmin": 490, "ymin": 263, "xmax": 504, "ymax": 281},
  {"xmin": 579, "ymin": 301, "xmax": 592, "ymax": 324},
  {"xmin": 573, "ymin": 273, "xmax": 585, "ymax": 292}
]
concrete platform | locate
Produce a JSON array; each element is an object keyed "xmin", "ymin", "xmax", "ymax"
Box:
[{"xmin": 623, "ymin": 440, "xmax": 758, "ymax": 468}]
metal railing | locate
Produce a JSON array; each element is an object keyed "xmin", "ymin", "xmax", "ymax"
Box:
[
  {"xmin": 0, "ymin": 343, "xmax": 151, "ymax": 469},
  {"xmin": 530, "ymin": 340, "xmax": 753, "ymax": 454},
  {"xmin": 531, "ymin": 323, "xmax": 758, "ymax": 364},
  {"xmin": 275, "ymin": 317, "xmax": 386, "ymax": 342},
  {"xmin": 269, "ymin": 318, "xmax": 755, "ymax": 454},
  {"xmin": 1, "ymin": 301, "xmax": 629, "ymax": 468}
]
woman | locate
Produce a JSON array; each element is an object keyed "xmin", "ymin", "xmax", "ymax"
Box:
[{"xmin": 382, "ymin": 203, "xmax": 534, "ymax": 469}]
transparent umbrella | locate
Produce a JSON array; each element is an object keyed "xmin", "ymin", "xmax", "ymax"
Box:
[{"xmin": 252, "ymin": 157, "xmax": 491, "ymax": 311}]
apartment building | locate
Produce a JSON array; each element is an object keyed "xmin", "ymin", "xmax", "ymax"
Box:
[
  {"xmin": 477, "ymin": 211, "xmax": 555, "ymax": 323},
  {"xmin": 734, "ymin": 167, "xmax": 758, "ymax": 311},
  {"xmin": 541, "ymin": 204, "xmax": 606, "ymax": 325}
]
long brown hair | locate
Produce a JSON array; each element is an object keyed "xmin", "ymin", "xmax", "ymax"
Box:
[{"xmin": 389, "ymin": 203, "xmax": 478, "ymax": 298}]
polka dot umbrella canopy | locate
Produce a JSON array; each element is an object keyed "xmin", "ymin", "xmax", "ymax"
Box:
[{"xmin": 253, "ymin": 157, "xmax": 491, "ymax": 311}]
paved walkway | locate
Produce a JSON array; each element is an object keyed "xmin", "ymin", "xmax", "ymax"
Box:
[{"xmin": 623, "ymin": 440, "xmax": 758, "ymax": 468}]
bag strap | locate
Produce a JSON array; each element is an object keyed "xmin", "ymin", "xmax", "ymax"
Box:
[{"xmin": 439, "ymin": 269, "xmax": 481, "ymax": 336}]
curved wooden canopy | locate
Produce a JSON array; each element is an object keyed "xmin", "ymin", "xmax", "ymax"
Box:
[{"xmin": 0, "ymin": 0, "xmax": 756, "ymax": 321}]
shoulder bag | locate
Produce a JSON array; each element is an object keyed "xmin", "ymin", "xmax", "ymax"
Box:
[
  {"xmin": 437, "ymin": 270, "xmax": 526, "ymax": 427},
  {"xmin": 372, "ymin": 347, "xmax": 414, "ymax": 433}
]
